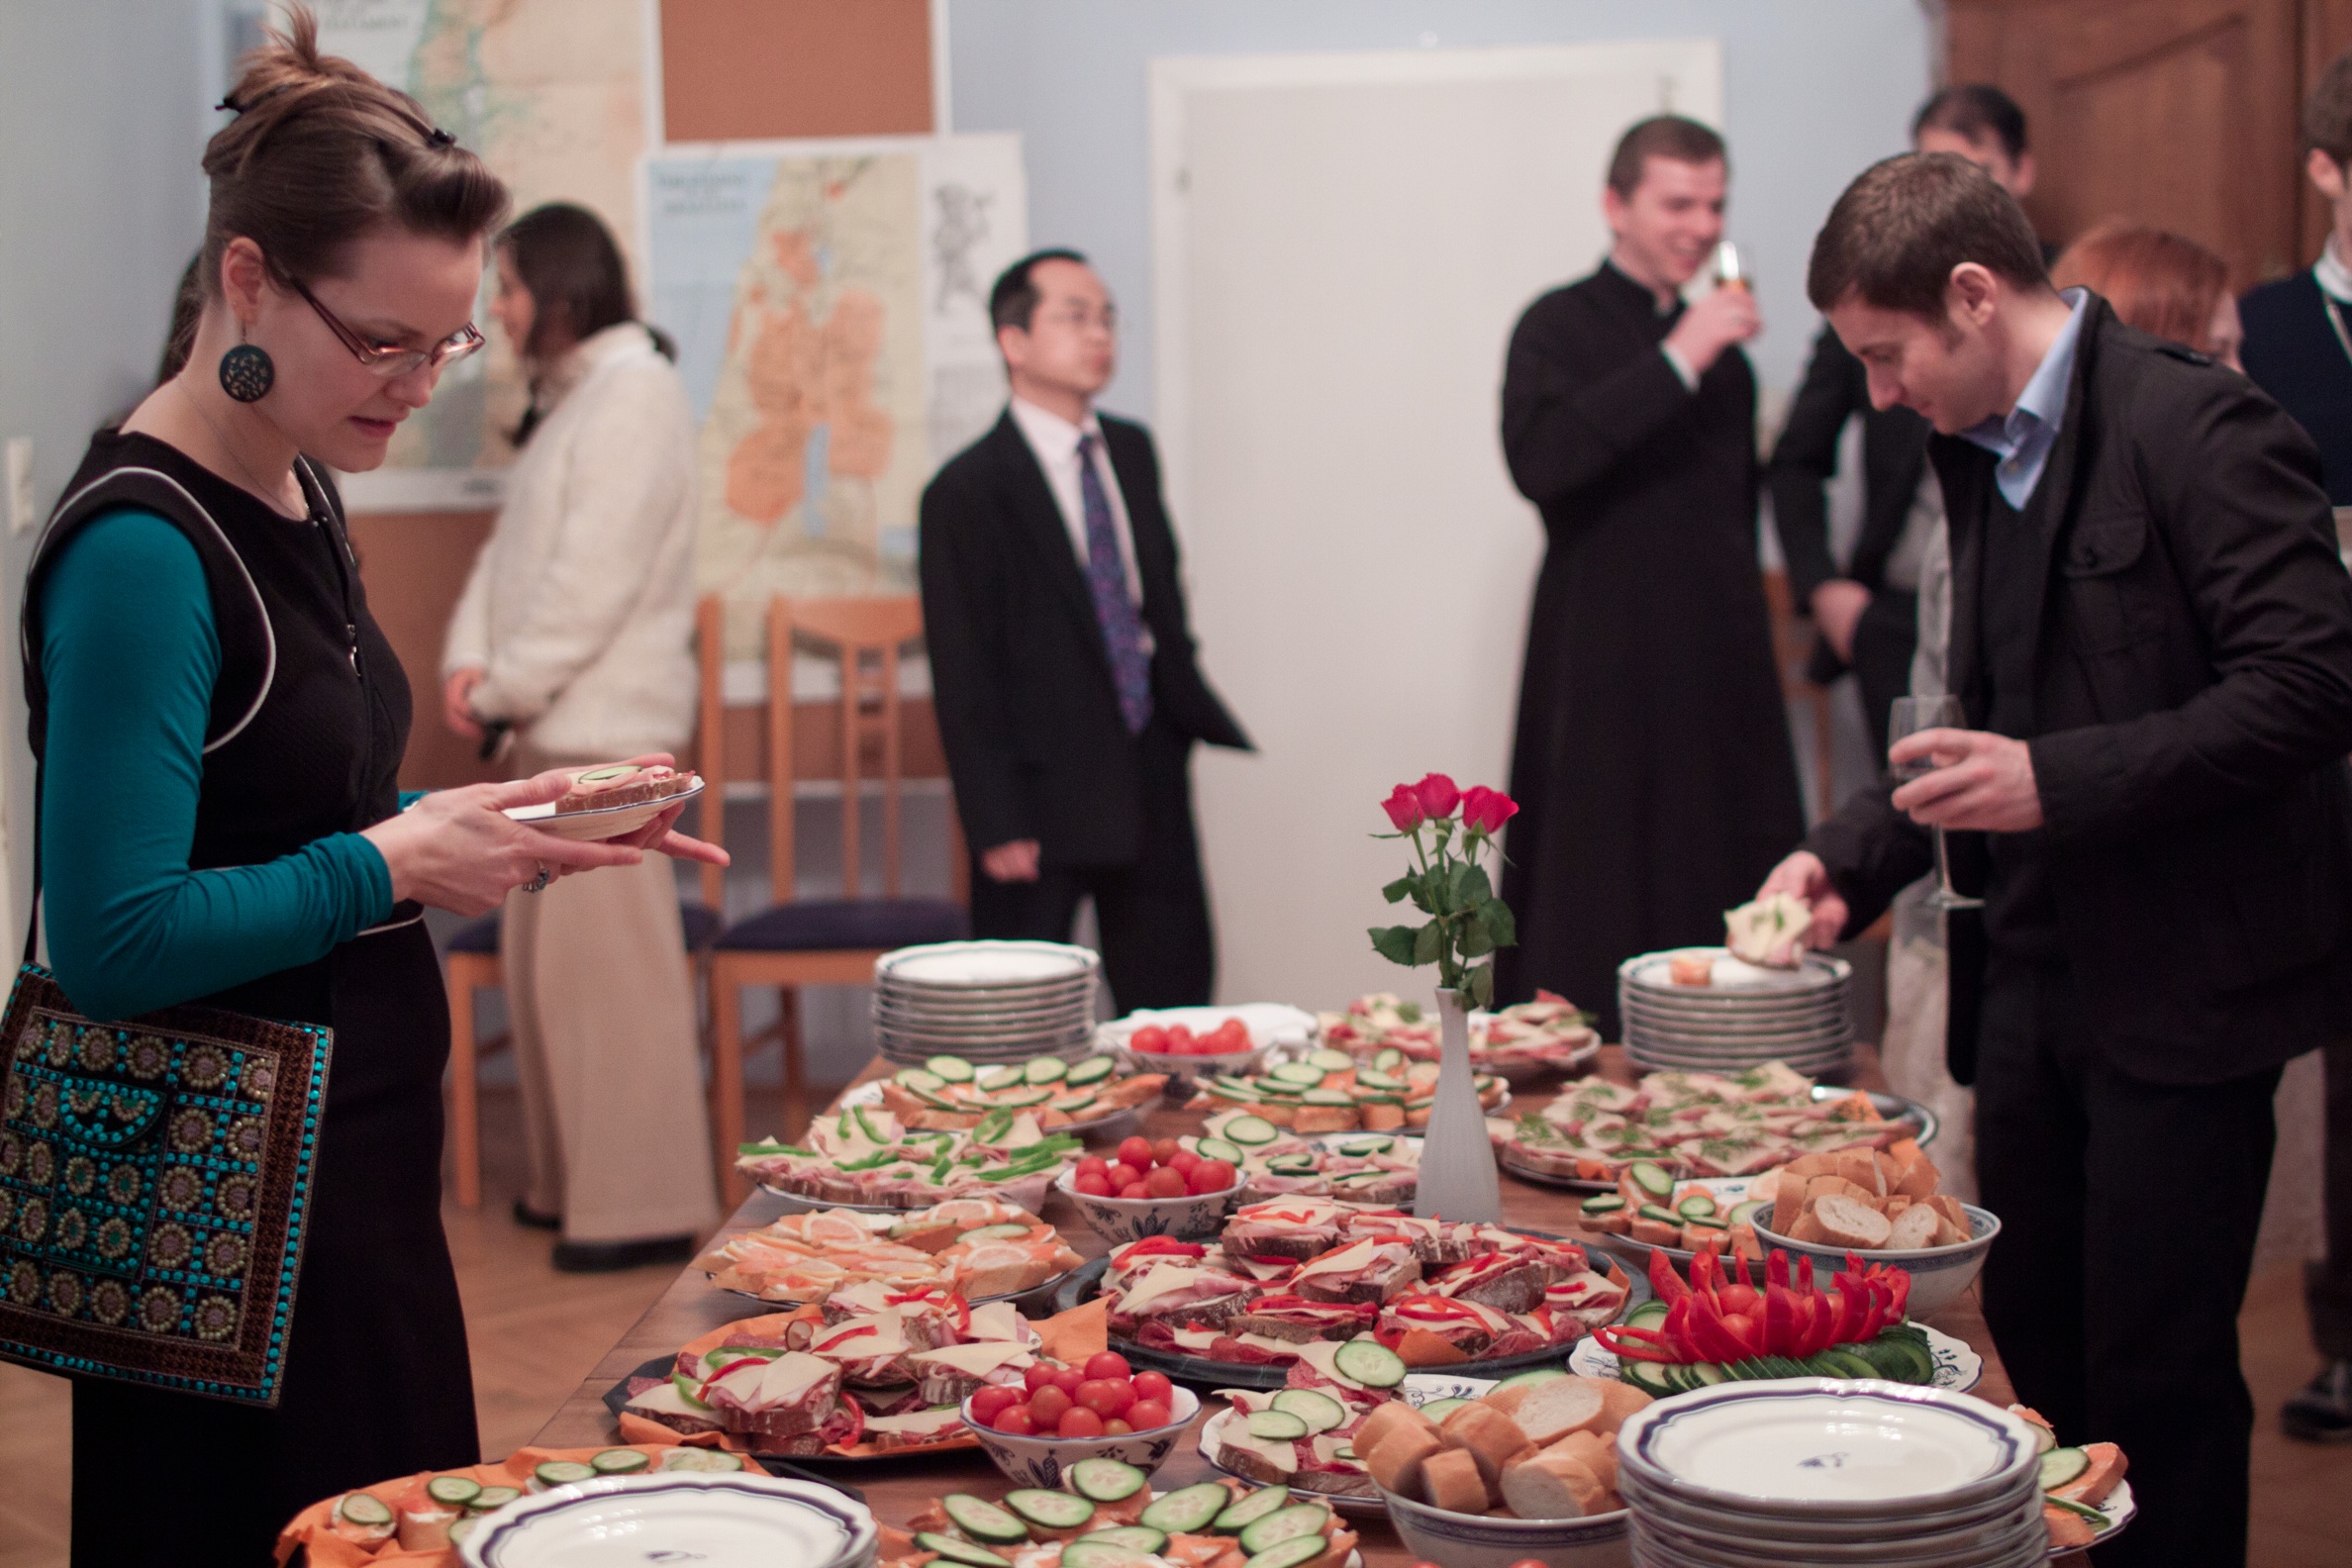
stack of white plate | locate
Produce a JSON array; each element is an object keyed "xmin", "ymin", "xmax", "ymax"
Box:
[
  {"xmin": 871, "ymin": 940, "xmax": 1102, "ymax": 1066},
  {"xmin": 1618, "ymin": 947, "xmax": 1854, "ymax": 1076},
  {"xmin": 1617, "ymin": 1379, "xmax": 2049, "ymax": 1568}
]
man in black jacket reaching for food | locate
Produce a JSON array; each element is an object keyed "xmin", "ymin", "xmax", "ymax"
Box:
[{"xmin": 1756, "ymin": 154, "xmax": 2352, "ymax": 1568}]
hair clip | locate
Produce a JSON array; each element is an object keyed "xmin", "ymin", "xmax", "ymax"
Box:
[
  {"xmin": 216, "ymin": 95, "xmax": 243, "ymax": 114},
  {"xmin": 428, "ymin": 127, "xmax": 455, "ymax": 147}
]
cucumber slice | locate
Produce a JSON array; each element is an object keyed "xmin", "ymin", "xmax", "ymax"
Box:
[
  {"xmin": 1581, "ymin": 1194, "xmax": 1627, "ymax": 1215},
  {"xmin": 1263, "ymin": 1152, "xmax": 1317, "ymax": 1174},
  {"xmin": 2045, "ymin": 1496, "xmax": 2112, "ymax": 1530},
  {"xmin": 1629, "ymin": 1161, "xmax": 1675, "ymax": 1198},
  {"xmin": 1212, "ymin": 1485, "xmax": 1292, "ymax": 1533},
  {"xmin": 1414, "ymin": 1397, "xmax": 1470, "ymax": 1421},
  {"xmin": 1307, "ymin": 1048, "xmax": 1355, "ymax": 1072},
  {"xmin": 1336, "ymin": 1135, "xmax": 1394, "ymax": 1155},
  {"xmin": 1242, "ymin": 1540, "xmax": 1331, "ymax": 1568},
  {"xmin": 978, "ymin": 1065, "xmax": 1025, "ymax": 1092},
  {"xmin": 1372, "ymin": 1046, "xmax": 1406, "ymax": 1070},
  {"xmin": 927, "ymin": 1054, "xmax": 975, "ymax": 1083},
  {"xmin": 895, "ymin": 1067, "xmax": 947, "ymax": 1093},
  {"xmin": 426, "ymin": 1476, "xmax": 482, "ymax": 1507},
  {"xmin": 992, "ymin": 1087, "xmax": 1054, "ymax": 1109},
  {"xmin": 1063, "ymin": 1542, "xmax": 1155, "ymax": 1568},
  {"xmin": 1676, "ymin": 1193, "xmax": 1718, "ymax": 1219},
  {"xmin": 1071, "ymin": 1457, "xmax": 1147, "ymax": 1503},
  {"xmin": 1269, "ymin": 1388, "xmax": 1347, "ymax": 1433},
  {"xmin": 1624, "ymin": 1300, "xmax": 1671, "ymax": 1330},
  {"xmin": 1080, "ymin": 1525, "xmax": 1169, "ymax": 1553},
  {"xmin": 1299, "ymin": 1088, "xmax": 1354, "ymax": 1108},
  {"xmin": 1618, "ymin": 1360, "xmax": 1672, "ymax": 1396},
  {"xmin": 2038, "ymin": 1447, "xmax": 2090, "ymax": 1491},
  {"xmin": 1269, "ymin": 1062, "xmax": 1325, "ymax": 1087},
  {"xmin": 1490, "ymin": 1368, "xmax": 1569, "ymax": 1392},
  {"xmin": 337, "ymin": 1493, "xmax": 393, "ymax": 1527},
  {"xmin": 919, "ymin": 1532, "xmax": 1014, "ymax": 1568},
  {"xmin": 957, "ymin": 1222, "xmax": 1032, "ymax": 1244},
  {"xmin": 1726, "ymin": 1200, "xmax": 1766, "ymax": 1227},
  {"xmin": 446, "ymin": 1519, "xmax": 479, "ymax": 1546},
  {"xmin": 1687, "ymin": 1363, "xmax": 1727, "ymax": 1386},
  {"xmin": 1246, "ymin": 1410, "xmax": 1310, "ymax": 1440},
  {"xmin": 590, "ymin": 1448, "xmax": 649, "ymax": 1474},
  {"xmin": 943, "ymin": 1494, "xmax": 1032, "ymax": 1544},
  {"xmin": 1025, "ymin": 1056, "xmax": 1068, "ymax": 1085},
  {"xmin": 535, "ymin": 1461, "xmax": 596, "ymax": 1487},
  {"xmin": 1141, "ymin": 1482, "xmax": 1231, "ymax": 1535},
  {"xmin": 1208, "ymin": 1076, "xmax": 1262, "ymax": 1102},
  {"xmin": 1351, "ymin": 1069, "xmax": 1403, "ymax": 1092},
  {"xmin": 1684, "ymin": 1216, "xmax": 1729, "ymax": 1233},
  {"xmin": 1006, "ymin": 1489, "xmax": 1099, "ymax": 1530},
  {"xmin": 1637, "ymin": 1203, "xmax": 1682, "ymax": 1225},
  {"xmin": 1238, "ymin": 1504, "xmax": 1331, "ymax": 1556},
  {"xmin": 1331, "ymin": 1338, "xmax": 1407, "ymax": 1388},
  {"xmin": 1224, "ymin": 1115, "xmax": 1280, "ymax": 1146},
  {"xmin": 1050, "ymin": 1091, "xmax": 1098, "ymax": 1116},
  {"xmin": 1066, "ymin": 1054, "xmax": 1117, "ymax": 1086},
  {"xmin": 1196, "ymin": 1136, "xmax": 1244, "ymax": 1164},
  {"xmin": 468, "ymin": 1485, "xmax": 524, "ymax": 1510}
]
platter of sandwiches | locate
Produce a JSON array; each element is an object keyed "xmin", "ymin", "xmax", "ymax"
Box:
[
  {"xmin": 857, "ymin": 1052, "xmax": 1168, "ymax": 1134},
  {"xmin": 877, "ymin": 1474, "xmax": 1361, "ymax": 1568},
  {"xmin": 737, "ymin": 1105, "xmax": 1083, "ymax": 1215},
  {"xmin": 1186, "ymin": 1048, "xmax": 1510, "ymax": 1135},
  {"xmin": 1491, "ymin": 1059, "xmax": 1937, "ymax": 1189},
  {"xmin": 1053, "ymin": 1197, "xmax": 1641, "ymax": 1391},
  {"xmin": 1186, "ymin": 1112, "xmax": 1421, "ymax": 1208},
  {"xmin": 1316, "ymin": 990, "xmax": 1601, "ymax": 1076},
  {"xmin": 696, "ymin": 1199, "xmax": 1086, "ymax": 1307}
]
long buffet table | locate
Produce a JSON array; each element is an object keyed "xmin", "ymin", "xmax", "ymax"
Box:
[{"xmin": 534, "ymin": 1046, "xmax": 2084, "ymax": 1566}]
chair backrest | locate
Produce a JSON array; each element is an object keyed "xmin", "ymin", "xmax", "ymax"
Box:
[{"xmin": 695, "ymin": 594, "xmax": 966, "ymax": 910}]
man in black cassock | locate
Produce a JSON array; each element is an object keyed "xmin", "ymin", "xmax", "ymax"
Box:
[{"xmin": 1494, "ymin": 115, "xmax": 1805, "ymax": 1035}]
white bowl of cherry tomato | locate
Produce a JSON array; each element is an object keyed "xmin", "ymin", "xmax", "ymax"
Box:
[
  {"xmin": 1056, "ymin": 1135, "xmax": 1245, "ymax": 1244},
  {"xmin": 1102, "ymin": 1005, "xmax": 1316, "ymax": 1094},
  {"xmin": 963, "ymin": 1352, "xmax": 1201, "ymax": 1487}
]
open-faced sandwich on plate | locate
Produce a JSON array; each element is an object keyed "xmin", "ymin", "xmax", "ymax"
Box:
[
  {"xmin": 2012, "ymin": 1406, "xmax": 2134, "ymax": 1551},
  {"xmin": 697, "ymin": 1198, "xmax": 1084, "ymax": 1304},
  {"xmin": 1495, "ymin": 1059, "xmax": 1920, "ymax": 1184},
  {"xmin": 1188, "ymin": 1049, "xmax": 1507, "ymax": 1134},
  {"xmin": 876, "ymin": 1053, "xmax": 1166, "ymax": 1131},
  {"xmin": 880, "ymin": 1474, "xmax": 1358, "ymax": 1568},
  {"xmin": 553, "ymin": 761, "xmax": 702, "ymax": 814},
  {"xmin": 737, "ymin": 1105, "xmax": 1082, "ymax": 1212},
  {"xmin": 1099, "ymin": 1200, "xmax": 1628, "ymax": 1372},
  {"xmin": 1183, "ymin": 1113, "xmax": 1421, "ymax": 1208},
  {"xmin": 1317, "ymin": 990, "xmax": 1599, "ymax": 1072}
]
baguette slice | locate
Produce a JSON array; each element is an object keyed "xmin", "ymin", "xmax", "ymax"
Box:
[
  {"xmin": 1886, "ymin": 1204, "xmax": 1942, "ymax": 1250},
  {"xmin": 1788, "ymin": 1210, "xmax": 1832, "ymax": 1245},
  {"xmin": 1895, "ymin": 1151, "xmax": 1942, "ymax": 1201},
  {"xmin": 1439, "ymin": 1402, "xmax": 1532, "ymax": 1490},
  {"xmin": 1771, "ymin": 1179, "xmax": 1809, "ymax": 1236},
  {"xmin": 1363, "ymin": 1423, "xmax": 1445, "ymax": 1497},
  {"xmin": 1353, "ymin": 1399, "xmax": 1436, "ymax": 1458},
  {"xmin": 1813, "ymin": 1195, "xmax": 1893, "ymax": 1249},
  {"xmin": 1542, "ymin": 1427, "xmax": 1619, "ymax": 1494},
  {"xmin": 1595, "ymin": 1380, "xmax": 1655, "ymax": 1433},
  {"xmin": 1505, "ymin": 1377, "xmax": 1607, "ymax": 1446},
  {"xmin": 1419, "ymin": 1445, "xmax": 1492, "ymax": 1513},
  {"xmin": 1783, "ymin": 1153, "xmax": 1839, "ymax": 1180},
  {"xmin": 1499, "ymin": 1451, "xmax": 1607, "ymax": 1520},
  {"xmin": 1833, "ymin": 1149, "xmax": 1884, "ymax": 1197}
]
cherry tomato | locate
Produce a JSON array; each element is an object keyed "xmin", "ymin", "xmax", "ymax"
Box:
[
  {"xmin": 1715, "ymin": 1284, "xmax": 1761, "ymax": 1316},
  {"xmin": 1103, "ymin": 1418, "xmax": 1134, "ymax": 1435},
  {"xmin": 1028, "ymin": 1385, "xmax": 1073, "ymax": 1424},
  {"xmin": 1188, "ymin": 1160, "xmax": 1237, "ymax": 1195},
  {"xmin": 1085, "ymin": 1351, "xmax": 1132, "ymax": 1380},
  {"xmin": 1051, "ymin": 1367, "xmax": 1085, "ymax": 1395},
  {"xmin": 1118, "ymin": 1136, "xmax": 1155, "ymax": 1169},
  {"xmin": 1075, "ymin": 1154, "xmax": 1110, "ymax": 1178},
  {"xmin": 1150, "ymin": 1137, "xmax": 1182, "ymax": 1166},
  {"xmin": 1131, "ymin": 1371, "xmax": 1173, "ymax": 1405},
  {"xmin": 1145, "ymin": 1166, "xmax": 1189, "ymax": 1198},
  {"xmin": 1167, "ymin": 1148, "xmax": 1201, "ymax": 1176},
  {"xmin": 1024, "ymin": 1363, "xmax": 1059, "ymax": 1394},
  {"xmin": 992, "ymin": 1405, "xmax": 1035, "ymax": 1434},
  {"xmin": 969, "ymin": 1384, "xmax": 1019, "ymax": 1421},
  {"xmin": 1129, "ymin": 1026, "xmax": 1167, "ymax": 1053},
  {"xmin": 1073, "ymin": 1172, "xmax": 1114, "ymax": 1198},
  {"xmin": 1718, "ymin": 1312, "xmax": 1756, "ymax": 1346},
  {"xmin": 1504, "ymin": 1560, "xmax": 1554, "ymax": 1568},
  {"xmin": 1057, "ymin": 1406, "xmax": 1106, "ymax": 1438},
  {"xmin": 1120, "ymin": 1181, "xmax": 1151, "ymax": 1200},
  {"xmin": 1212, "ymin": 1021, "xmax": 1250, "ymax": 1050},
  {"xmin": 1126, "ymin": 1398, "xmax": 1172, "ymax": 1430},
  {"xmin": 1077, "ymin": 1378, "xmax": 1135, "ymax": 1418},
  {"xmin": 1106, "ymin": 1162, "xmax": 1145, "ymax": 1191},
  {"xmin": 1167, "ymin": 1025, "xmax": 1195, "ymax": 1050}
]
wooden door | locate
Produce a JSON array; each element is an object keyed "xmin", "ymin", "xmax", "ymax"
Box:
[{"xmin": 1947, "ymin": 0, "xmax": 2304, "ymax": 283}]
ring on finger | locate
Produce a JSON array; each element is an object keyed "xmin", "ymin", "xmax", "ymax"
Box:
[{"xmin": 525, "ymin": 860, "xmax": 551, "ymax": 895}]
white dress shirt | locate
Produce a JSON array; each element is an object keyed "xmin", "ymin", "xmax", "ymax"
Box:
[{"xmin": 1008, "ymin": 395, "xmax": 1146, "ymax": 609}]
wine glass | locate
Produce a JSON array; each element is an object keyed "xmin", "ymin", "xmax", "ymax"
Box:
[{"xmin": 1889, "ymin": 695, "xmax": 1985, "ymax": 912}]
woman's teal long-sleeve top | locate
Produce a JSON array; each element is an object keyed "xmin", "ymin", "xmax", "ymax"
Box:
[{"xmin": 38, "ymin": 508, "xmax": 418, "ymax": 1021}]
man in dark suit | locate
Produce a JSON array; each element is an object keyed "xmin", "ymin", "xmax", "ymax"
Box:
[
  {"xmin": 920, "ymin": 250, "xmax": 1249, "ymax": 1010},
  {"xmin": 1760, "ymin": 154, "xmax": 2352, "ymax": 1568},
  {"xmin": 1769, "ymin": 85, "xmax": 2040, "ymax": 750}
]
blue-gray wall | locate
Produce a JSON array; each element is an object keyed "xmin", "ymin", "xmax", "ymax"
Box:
[{"xmin": 946, "ymin": 0, "xmax": 1935, "ymax": 413}]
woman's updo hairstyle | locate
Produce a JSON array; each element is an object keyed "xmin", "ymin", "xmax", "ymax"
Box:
[{"xmin": 200, "ymin": 4, "xmax": 509, "ymax": 296}]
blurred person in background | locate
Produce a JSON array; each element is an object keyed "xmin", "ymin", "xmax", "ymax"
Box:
[
  {"xmin": 2053, "ymin": 223, "xmax": 2242, "ymax": 369},
  {"xmin": 442, "ymin": 202, "xmax": 719, "ymax": 1271}
]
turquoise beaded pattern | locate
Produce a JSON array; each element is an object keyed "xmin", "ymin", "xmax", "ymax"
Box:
[{"xmin": 0, "ymin": 967, "xmax": 330, "ymax": 1405}]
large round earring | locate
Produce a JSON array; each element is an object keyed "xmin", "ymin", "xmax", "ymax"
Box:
[{"xmin": 218, "ymin": 337, "xmax": 274, "ymax": 403}]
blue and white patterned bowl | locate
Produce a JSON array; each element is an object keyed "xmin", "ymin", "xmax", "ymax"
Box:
[
  {"xmin": 960, "ymin": 1385, "xmax": 1201, "ymax": 1489},
  {"xmin": 1376, "ymin": 1477, "xmax": 1630, "ymax": 1568},
  {"xmin": 1751, "ymin": 1202, "xmax": 2002, "ymax": 1319},
  {"xmin": 1053, "ymin": 1165, "xmax": 1244, "ymax": 1243}
]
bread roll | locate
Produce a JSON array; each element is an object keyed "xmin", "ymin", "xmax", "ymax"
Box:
[
  {"xmin": 1353, "ymin": 1399, "xmax": 1435, "ymax": 1457},
  {"xmin": 1363, "ymin": 1423, "xmax": 1445, "ymax": 1497},
  {"xmin": 1833, "ymin": 1149, "xmax": 1884, "ymax": 1197},
  {"xmin": 1595, "ymin": 1379, "xmax": 1655, "ymax": 1432},
  {"xmin": 1542, "ymin": 1427, "xmax": 1619, "ymax": 1494},
  {"xmin": 1499, "ymin": 1451, "xmax": 1608, "ymax": 1520},
  {"xmin": 1439, "ymin": 1403, "xmax": 1532, "ymax": 1490},
  {"xmin": 1419, "ymin": 1445, "xmax": 1492, "ymax": 1513},
  {"xmin": 1813, "ymin": 1195, "xmax": 1894, "ymax": 1249},
  {"xmin": 1505, "ymin": 1376, "xmax": 1607, "ymax": 1445}
]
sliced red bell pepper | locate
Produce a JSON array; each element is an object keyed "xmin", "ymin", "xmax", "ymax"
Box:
[
  {"xmin": 1763, "ymin": 1281, "xmax": 1797, "ymax": 1357},
  {"xmin": 1649, "ymin": 1247, "xmax": 1690, "ymax": 1305},
  {"xmin": 1595, "ymin": 1323, "xmax": 1679, "ymax": 1362}
]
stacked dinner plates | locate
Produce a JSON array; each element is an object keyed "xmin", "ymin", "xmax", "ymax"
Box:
[
  {"xmin": 1617, "ymin": 1380, "xmax": 2049, "ymax": 1568},
  {"xmin": 871, "ymin": 940, "xmax": 1102, "ymax": 1066},
  {"xmin": 461, "ymin": 1471, "xmax": 879, "ymax": 1568},
  {"xmin": 1618, "ymin": 947, "xmax": 1854, "ymax": 1076}
]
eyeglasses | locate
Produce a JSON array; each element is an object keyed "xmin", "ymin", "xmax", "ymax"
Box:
[{"xmin": 286, "ymin": 275, "xmax": 485, "ymax": 377}]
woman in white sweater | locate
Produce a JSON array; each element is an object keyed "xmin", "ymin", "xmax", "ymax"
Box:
[{"xmin": 442, "ymin": 202, "xmax": 719, "ymax": 1269}]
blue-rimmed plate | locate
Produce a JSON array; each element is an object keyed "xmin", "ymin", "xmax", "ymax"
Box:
[{"xmin": 457, "ymin": 1470, "xmax": 873, "ymax": 1568}]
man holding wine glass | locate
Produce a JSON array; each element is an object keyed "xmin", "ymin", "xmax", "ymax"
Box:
[{"xmin": 1755, "ymin": 153, "xmax": 2352, "ymax": 1568}]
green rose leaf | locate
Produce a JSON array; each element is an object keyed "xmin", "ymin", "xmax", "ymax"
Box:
[
  {"xmin": 1458, "ymin": 862, "xmax": 1494, "ymax": 907},
  {"xmin": 1369, "ymin": 925, "xmax": 1422, "ymax": 967},
  {"xmin": 1467, "ymin": 961, "xmax": 1496, "ymax": 1009},
  {"xmin": 1482, "ymin": 897, "xmax": 1518, "ymax": 949},
  {"xmin": 1458, "ymin": 910, "xmax": 1497, "ymax": 958},
  {"xmin": 1413, "ymin": 921, "xmax": 1444, "ymax": 963},
  {"xmin": 1381, "ymin": 874, "xmax": 1417, "ymax": 906}
]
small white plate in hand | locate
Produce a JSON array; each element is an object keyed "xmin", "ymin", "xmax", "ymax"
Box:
[{"xmin": 503, "ymin": 778, "xmax": 704, "ymax": 841}]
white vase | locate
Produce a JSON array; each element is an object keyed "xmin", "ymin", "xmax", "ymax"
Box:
[{"xmin": 1412, "ymin": 985, "xmax": 1502, "ymax": 1223}]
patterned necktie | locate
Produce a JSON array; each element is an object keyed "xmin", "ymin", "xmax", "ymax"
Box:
[{"xmin": 1076, "ymin": 433, "xmax": 1153, "ymax": 735}]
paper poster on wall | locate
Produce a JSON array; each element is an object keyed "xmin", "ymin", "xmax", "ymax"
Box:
[
  {"xmin": 643, "ymin": 134, "xmax": 1027, "ymax": 656},
  {"xmin": 249, "ymin": 0, "xmax": 655, "ymax": 510}
]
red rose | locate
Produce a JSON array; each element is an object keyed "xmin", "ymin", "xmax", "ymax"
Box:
[
  {"xmin": 1462, "ymin": 785, "xmax": 1519, "ymax": 833},
  {"xmin": 1381, "ymin": 785, "xmax": 1425, "ymax": 832},
  {"xmin": 1413, "ymin": 773, "xmax": 1461, "ymax": 820}
]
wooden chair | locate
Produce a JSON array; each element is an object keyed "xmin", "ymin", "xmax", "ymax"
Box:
[
  {"xmin": 1762, "ymin": 568, "xmax": 1838, "ymax": 825},
  {"xmin": 702, "ymin": 594, "xmax": 970, "ymax": 1202}
]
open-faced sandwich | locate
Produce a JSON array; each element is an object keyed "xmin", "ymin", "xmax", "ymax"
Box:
[
  {"xmin": 2012, "ymin": 1406, "xmax": 2132, "ymax": 1551},
  {"xmin": 697, "ymin": 1198, "xmax": 1084, "ymax": 1304},
  {"xmin": 1317, "ymin": 990, "xmax": 1599, "ymax": 1071},
  {"xmin": 554, "ymin": 761, "xmax": 701, "ymax": 815},
  {"xmin": 1183, "ymin": 1111, "xmax": 1420, "ymax": 1207},
  {"xmin": 876, "ymin": 1053, "xmax": 1165, "ymax": 1131},
  {"xmin": 738, "ymin": 1105, "xmax": 1082, "ymax": 1212},
  {"xmin": 880, "ymin": 1474, "xmax": 1357, "ymax": 1568},
  {"xmin": 1188, "ymin": 1048, "xmax": 1507, "ymax": 1134}
]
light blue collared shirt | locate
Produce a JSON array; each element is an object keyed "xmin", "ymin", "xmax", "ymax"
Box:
[{"xmin": 1959, "ymin": 288, "xmax": 2089, "ymax": 510}]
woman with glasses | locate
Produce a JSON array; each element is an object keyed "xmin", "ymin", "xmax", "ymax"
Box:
[
  {"xmin": 22, "ymin": 15, "xmax": 722, "ymax": 1562},
  {"xmin": 441, "ymin": 202, "xmax": 719, "ymax": 1270}
]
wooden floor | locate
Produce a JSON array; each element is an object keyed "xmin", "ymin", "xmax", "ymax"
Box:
[{"xmin": 1, "ymin": 1084, "xmax": 2348, "ymax": 1565}]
